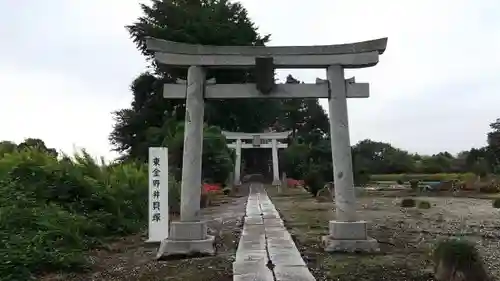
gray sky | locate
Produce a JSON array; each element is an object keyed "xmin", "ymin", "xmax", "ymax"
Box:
[{"xmin": 1, "ymin": 0, "xmax": 499, "ymax": 160}]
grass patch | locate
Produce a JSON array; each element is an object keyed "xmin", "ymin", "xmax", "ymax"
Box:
[
  {"xmin": 417, "ymin": 200, "xmax": 431, "ymax": 209},
  {"xmin": 401, "ymin": 198, "xmax": 416, "ymax": 208},
  {"xmin": 433, "ymin": 239, "xmax": 490, "ymax": 281},
  {"xmin": 492, "ymin": 198, "xmax": 500, "ymax": 208},
  {"xmin": 268, "ymin": 186, "xmax": 435, "ymax": 281}
]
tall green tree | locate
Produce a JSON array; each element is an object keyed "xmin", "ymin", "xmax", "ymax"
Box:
[
  {"xmin": 17, "ymin": 138, "xmax": 58, "ymax": 157},
  {"xmin": 110, "ymin": 0, "xmax": 283, "ymax": 162},
  {"xmin": 487, "ymin": 118, "xmax": 500, "ymax": 171},
  {"xmin": 0, "ymin": 141, "xmax": 17, "ymax": 158},
  {"xmin": 275, "ymin": 75, "xmax": 329, "ymax": 143},
  {"xmin": 351, "ymin": 139, "xmax": 416, "ymax": 174}
]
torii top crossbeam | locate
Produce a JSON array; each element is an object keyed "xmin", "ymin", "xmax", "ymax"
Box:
[
  {"xmin": 146, "ymin": 37, "xmax": 387, "ymax": 69},
  {"xmin": 145, "ymin": 38, "xmax": 387, "ymax": 100},
  {"xmin": 222, "ymin": 130, "xmax": 293, "ymax": 140}
]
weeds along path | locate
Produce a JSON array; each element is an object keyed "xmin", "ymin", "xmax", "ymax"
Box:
[{"xmin": 39, "ymin": 192, "xmax": 248, "ymax": 281}]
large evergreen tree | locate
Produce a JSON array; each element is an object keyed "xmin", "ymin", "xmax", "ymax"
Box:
[
  {"xmin": 110, "ymin": 0, "xmax": 283, "ymax": 161},
  {"xmin": 276, "ymin": 75, "xmax": 329, "ymax": 143}
]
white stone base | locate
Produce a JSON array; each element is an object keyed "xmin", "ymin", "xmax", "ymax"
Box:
[
  {"xmin": 156, "ymin": 221, "xmax": 216, "ymax": 258},
  {"xmin": 322, "ymin": 220, "xmax": 380, "ymax": 252},
  {"xmin": 144, "ymin": 239, "xmax": 161, "ymax": 244},
  {"xmin": 272, "ymin": 179, "xmax": 281, "ymax": 186},
  {"xmin": 322, "ymin": 236, "xmax": 380, "ymax": 252},
  {"xmin": 328, "ymin": 220, "xmax": 368, "ymax": 240}
]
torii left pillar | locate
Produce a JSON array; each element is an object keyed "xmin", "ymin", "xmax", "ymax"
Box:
[{"xmin": 156, "ymin": 66, "xmax": 215, "ymax": 258}]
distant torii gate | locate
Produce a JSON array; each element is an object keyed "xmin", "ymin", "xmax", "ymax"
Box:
[
  {"xmin": 222, "ymin": 130, "xmax": 292, "ymax": 186},
  {"xmin": 146, "ymin": 36, "xmax": 388, "ymax": 257}
]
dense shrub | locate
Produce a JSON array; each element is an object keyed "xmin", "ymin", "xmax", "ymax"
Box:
[
  {"xmin": 433, "ymin": 239, "xmax": 490, "ymax": 281},
  {"xmin": 371, "ymin": 173, "xmax": 477, "ymax": 182},
  {"xmin": 201, "ymin": 126, "xmax": 233, "ymax": 184},
  {"xmin": 353, "ymin": 168, "xmax": 370, "ymax": 186},
  {"xmin": 303, "ymin": 167, "xmax": 324, "ymax": 196},
  {"xmin": 168, "ymin": 177, "xmax": 181, "ymax": 214},
  {"xmin": 409, "ymin": 179, "xmax": 420, "ymax": 191},
  {"xmin": 0, "ymin": 148, "xmax": 150, "ymax": 280},
  {"xmin": 401, "ymin": 198, "xmax": 416, "ymax": 208},
  {"xmin": 166, "ymin": 123, "xmax": 233, "ymax": 184},
  {"xmin": 418, "ymin": 200, "xmax": 431, "ymax": 209},
  {"xmin": 492, "ymin": 198, "xmax": 500, "ymax": 208},
  {"xmin": 478, "ymin": 182, "xmax": 500, "ymax": 194},
  {"xmin": 282, "ymin": 143, "xmax": 310, "ymax": 180}
]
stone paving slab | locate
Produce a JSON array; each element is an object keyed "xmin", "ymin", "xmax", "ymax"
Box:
[
  {"xmin": 245, "ymin": 216, "xmax": 264, "ymax": 225},
  {"xmin": 263, "ymin": 219, "xmax": 284, "ymax": 227},
  {"xmin": 268, "ymin": 251, "xmax": 306, "ymax": 267},
  {"xmin": 235, "ymin": 249, "xmax": 268, "ymax": 263},
  {"xmin": 233, "ymin": 183, "xmax": 315, "ymax": 281},
  {"xmin": 274, "ymin": 265, "xmax": 316, "ymax": 281},
  {"xmin": 233, "ymin": 261, "xmax": 274, "ymax": 281}
]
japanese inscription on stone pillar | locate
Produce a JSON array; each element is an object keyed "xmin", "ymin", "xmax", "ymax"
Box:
[{"xmin": 147, "ymin": 147, "xmax": 169, "ymax": 243}]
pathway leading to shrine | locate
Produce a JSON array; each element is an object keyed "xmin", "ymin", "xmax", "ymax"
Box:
[{"xmin": 233, "ymin": 183, "xmax": 315, "ymax": 281}]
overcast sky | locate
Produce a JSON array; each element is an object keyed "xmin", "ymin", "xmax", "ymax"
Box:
[{"xmin": 1, "ymin": 0, "xmax": 499, "ymax": 160}]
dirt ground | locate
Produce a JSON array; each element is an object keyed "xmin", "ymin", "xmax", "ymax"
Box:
[
  {"xmin": 268, "ymin": 187, "xmax": 500, "ymax": 281},
  {"xmin": 40, "ymin": 191, "xmax": 248, "ymax": 281}
]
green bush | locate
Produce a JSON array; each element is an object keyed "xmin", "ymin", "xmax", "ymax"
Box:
[
  {"xmin": 0, "ymin": 148, "xmax": 158, "ymax": 280},
  {"xmin": 166, "ymin": 123, "xmax": 233, "ymax": 184},
  {"xmin": 304, "ymin": 167, "xmax": 324, "ymax": 197},
  {"xmin": 433, "ymin": 239, "xmax": 490, "ymax": 281},
  {"xmin": 202, "ymin": 126, "xmax": 233, "ymax": 184},
  {"xmin": 282, "ymin": 143, "xmax": 311, "ymax": 180},
  {"xmin": 492, "ymin": 198, "xmax": 500, "ymax": 208},
  {"xmin": 418, "ymin": 200, "xmax": 431, "ymax": 209},
  {"xmin": 353, "ymin": 169, "xmax": 370, "ymax": 186},
  {"xmin": 371, "ymin": 173, "xmax": 476, "ymax": 182},
  {"xmin": 478, "ymin": 183, "xmax": 500, "ymax": 194},
  {"xmin": 409, "ymin": 179, "xmax": 420, "ymax": 190},
  {"xmin": 401, "ymin": 198, "xmax": 416, "ymax": 208},
  {"xmin": 168, "ymin": 177, "xmax": 181, "ymax": 214}
]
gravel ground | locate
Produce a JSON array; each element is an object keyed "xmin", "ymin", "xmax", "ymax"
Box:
[
  {"xmin": 269, "ymin": 187, "xmax": 500, "ymax": 281},
  {"xmin": 361, "ymin": 196, "xmax": 500, "ymax": 277}
]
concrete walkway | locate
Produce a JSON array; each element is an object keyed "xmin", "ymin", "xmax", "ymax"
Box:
[{"xmin": 233, "ymin": 183, "xmax": 315, "ymax": 281}]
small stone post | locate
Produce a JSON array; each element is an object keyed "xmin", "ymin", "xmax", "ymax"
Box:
[
  {"xmin": 234, "ymin": 138, "xmax": 242, "ymax": 186},
  {"xmin": 271, "ymin": 139, "xmax": 280, "ymax": 185},
  {"xmin": 279, "ymin": 172, "xmax": 287, "ymax": 193},
  {"xmin": 322, "ymin": 65, "xmax": 379, "ymax": 252}
]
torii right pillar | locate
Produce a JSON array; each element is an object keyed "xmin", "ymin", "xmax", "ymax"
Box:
[{"xmin": 322, "ymin": 65, "xmax": 379, "ymax": 252}]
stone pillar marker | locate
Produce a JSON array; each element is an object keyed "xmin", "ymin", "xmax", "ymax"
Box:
[
  {"xmin": 279, "ymin": 172, "xmax": 287, "ymax": 193},
  {"xmin": 156, "ymin": 66, "xmax": 215, "ymax": 258},
  {"xmin": 146, "ymin": 147, "xmax": 169, "ymax": 243},
  {"xmin": 271, "ymin": 139, "xmax": 280, "ymax": 186},
  {"xmin": 321, "ymin": 64, "xmax": 379, "ymax": 252},
  {"xmin": 234, "ymin": 138, "xmax": 242, "ymax": 186}
]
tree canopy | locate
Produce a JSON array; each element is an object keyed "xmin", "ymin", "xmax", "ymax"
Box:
[
  {"xmin": 109, "ymin": 0, "xmax": 331, "ymax": 183},
  {"xmin": 109, "ymin": 0, "xmax": 500, "ymax": 185}
]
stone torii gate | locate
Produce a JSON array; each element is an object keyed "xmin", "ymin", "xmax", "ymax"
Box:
[
  {"xmin": 222, "ymin": 130, "xmax": 292, "ymax": 186},
  {"xmin": 147, "ymin": 36, "xmax": 388, "ymax": 256}
]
